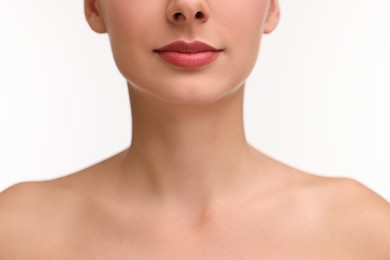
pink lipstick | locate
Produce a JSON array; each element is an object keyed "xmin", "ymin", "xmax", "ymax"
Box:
[{"xmin": 154, "ymin": 40, "xmax": 223, "ymax": 68}]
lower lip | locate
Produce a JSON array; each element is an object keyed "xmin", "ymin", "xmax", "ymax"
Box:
[{"xmin": 154, "ymin": 51, "xmax": 222, "ymax": 68}]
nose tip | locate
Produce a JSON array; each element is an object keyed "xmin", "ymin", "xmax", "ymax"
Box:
[{"xmin": 167, "ymin": 1, "xmax": 210, "ymax": 25}]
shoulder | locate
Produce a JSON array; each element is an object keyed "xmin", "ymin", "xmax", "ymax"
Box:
[
  {"xmin": 318, "ymin": 176, "xmax": 390, "ymax": 222},
  {"xmin": 311, "ymin": 176, "xmax": 390, "ymax": 259},
  {"xmin": 0, "ymin": 178, "xmax": 89, "ymax": 225},
  {"xmin": 0, "ymin": 181, "xmax": 52, "ymax": 226},
  {"xmin": 0, "ymin": 180, "xmax": 86, "ymax": 257},
  {"xmin": 0, "ymin": 182, "xmax": 48, "ymax": 256},
  {"xmin": 0, "ymin": 180, "xmax": 78, "ymax": 215},
  {"xmin": 0, "ymin": 181, "xmax": 62, "ymax": 234}
]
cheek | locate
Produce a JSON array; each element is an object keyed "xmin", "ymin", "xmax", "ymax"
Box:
[
  {"xmin": 216, "ymin": 1, "xmax": 267, "ymax": 81},
  {"xmin": 218, "ymin": 0, "xmax": 266, "ymax": 47},
  {"xmin": 102, "ymin": 0, "xmax": 161, "ymax": 40},
  {"xmin": 102, "ymin": 1, "xmax": 163, "ymax": 77}
]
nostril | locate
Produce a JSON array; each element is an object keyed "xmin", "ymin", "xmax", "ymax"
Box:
[
  {"xmin": 195, "ymin": 12, "xmax": 204, "ymax": 19},
  {"xmin": 172, "ymin": 11, "xmax": 205, "ymax": 22},
  {"xmin": 173, "ymin": 13, "xmax": 181, "ymax": 20}
]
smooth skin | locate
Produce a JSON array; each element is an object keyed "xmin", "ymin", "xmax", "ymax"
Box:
[{"xmin": 1, "ymin": 0, "xmax": 390, "ymax": 259}]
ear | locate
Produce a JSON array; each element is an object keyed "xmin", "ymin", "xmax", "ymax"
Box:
[
  {"xmin": 263, "ymin": 0, "xmax": 280, "ymax": 34},
  {"xmin": 84, "ymin": 0, "xmax": 107, "ymax": 33}
]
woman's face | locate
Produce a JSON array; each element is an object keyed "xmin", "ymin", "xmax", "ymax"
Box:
[{"xmin": 85, "ymin": 0, "xmax": 280, "ymax": 105}]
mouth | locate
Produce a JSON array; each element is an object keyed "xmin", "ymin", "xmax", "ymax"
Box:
[
  {"xmin": 153, "ymin": 40, "xmax": 224, "ymax": 68},
  {"xmin": 154, "ymin": 40, "xmax": 223, "ymax": 53}
]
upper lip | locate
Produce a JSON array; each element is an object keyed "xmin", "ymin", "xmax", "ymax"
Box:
[{"xmin": 154, "ymin": 40, "xmax": 223, "ymax": 53}]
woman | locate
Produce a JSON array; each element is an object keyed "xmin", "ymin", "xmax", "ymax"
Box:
[{"xmin": 1, "ymin": 0, "xmax": 389, "ymax": 258}]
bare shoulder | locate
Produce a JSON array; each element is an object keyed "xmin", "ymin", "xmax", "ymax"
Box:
[
  {"xmin": 318, "ymin": 176, "xmax": 390, "ymax": 224},
  {"xmin": 0, "ymin": 179, "xmax": 80, "ymax": 218},
  {"xmin": 306, "ymin": 175, "xmax": 390, "ymax": 259},
  {"xmin": 0, "ymin": 181, "xmax": 57, "ymax": 227},
  {"xmin": 0, "ymin": 179, "xmax": 86, "ymax": 258},
  {"xmin": 0, "ymin": 182, "xmax": 49, "ymax": 256},
  {"xmin": 0, "ymin": 152, "xmax": 125, "ymax": 253}
]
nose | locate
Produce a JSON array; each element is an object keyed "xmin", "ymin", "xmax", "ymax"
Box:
[{"xmin": 167, "ymin": 0, "xmax": 210, "ymax": 25}]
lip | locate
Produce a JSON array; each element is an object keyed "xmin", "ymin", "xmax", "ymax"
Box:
[
  {"xmin": 154, "ymin": 40, "xmax": 222, "ymax": 53},
  {"xmin": 153, "ymin": 40, "xmax": 224, "ymax": 68}
]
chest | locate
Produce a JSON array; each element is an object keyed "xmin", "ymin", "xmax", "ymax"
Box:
[
  {"xmin": 39, "ymin": 234, "xmax": 355, "ymax": 260},
  {"xmin": 14, "ymin": 199, "xmax": 358, "ymax": 260},
  {"xmin": 41, "ymin": 218, "xmax": 355, "ymax": 260}
]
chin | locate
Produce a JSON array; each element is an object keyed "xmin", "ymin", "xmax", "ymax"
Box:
[
  {"xmin": 159, "ymin": 79, "xmax": 240, "ymax": 105},
  {"xmin": 129, "ymin": 84, "xmax": 230, "ymax": 108}
]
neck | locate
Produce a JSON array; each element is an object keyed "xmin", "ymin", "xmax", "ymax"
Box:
[{"xmin": 117, "ymin": 82, "xmax": 270, "ymax": 220}]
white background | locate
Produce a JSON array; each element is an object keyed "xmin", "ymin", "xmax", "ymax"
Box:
[{"xmin": 0, "ymin": 0, "xmax": 389, "ymax": 200}]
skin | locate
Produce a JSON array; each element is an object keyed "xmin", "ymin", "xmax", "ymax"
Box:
[{"xmin": 1, "ymin": 0, "xmax": 390, "ymax": 259}]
